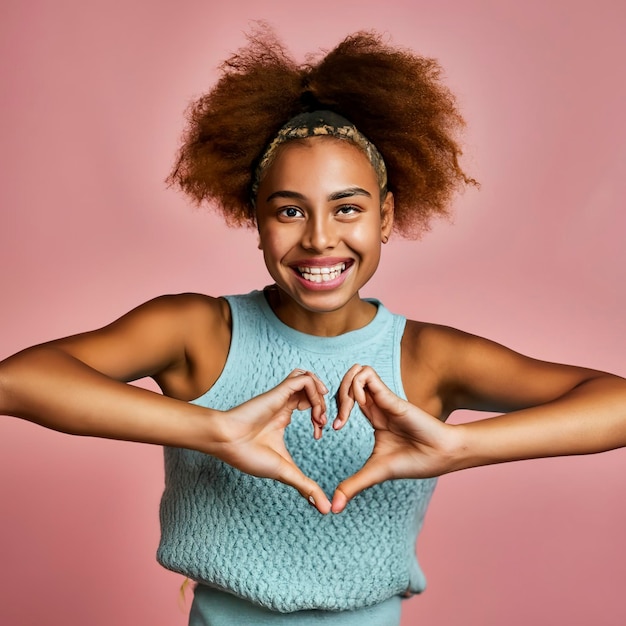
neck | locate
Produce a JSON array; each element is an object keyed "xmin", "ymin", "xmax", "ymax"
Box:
[{"xmin": 264, "ymin": 285, "xmax": 377, "ymax": 337}]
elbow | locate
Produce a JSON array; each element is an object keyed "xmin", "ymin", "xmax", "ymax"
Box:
[
  {"xmin": 0, "ymin": 346, "xmax": 63, "ymax": 417},
  {"xmin": 0, "ymin": 368, "xmax": 7, "ymax": 416},
  {"xmin": 0, "ymin": 355, "xmax": 20, "ymax": 417},
  {"xmin": 0, "ymin": 349, "xmax": 31, "ymax": 417}
]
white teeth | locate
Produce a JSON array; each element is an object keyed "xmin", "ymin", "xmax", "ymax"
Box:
[{"xmin": 297, "ymin": 262, "xmax": 347, "ymax": 283}]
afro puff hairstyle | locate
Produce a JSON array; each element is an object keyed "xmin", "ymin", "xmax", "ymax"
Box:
[{"xmin": 168, "ymin": 25, "xmax": 476, "ymax": 237}]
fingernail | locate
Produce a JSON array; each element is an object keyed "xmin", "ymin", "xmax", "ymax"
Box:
[
  {"xmin": 321, "ymin": 412, "xmax": 327, "ymax": 425},
  {"xmin": 333, "ymin": 418, "xmax": 342, "ymax": 429},
  {"xmin": 308, "ymin": 495, "xmax": 315, "ymax": 506}
]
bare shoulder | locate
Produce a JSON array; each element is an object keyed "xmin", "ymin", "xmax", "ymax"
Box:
[
  {"xmin": 401, "ymin": 320, "xmax": 470, "ymax": 418},
  {"xmin": 401, "ymin": 319, "xmax": 465, "ymax": 359},
  {"xmin": 145, "ymin": 293, "xmax": 232, "ymax": 399},
  {"xmin": 140, "ymin": 292, "xmax": 231, "ymax": 336},
  {"xmin": 47, "ymin": 293, "xmax": 232, "ymax": 399},
  {"xmin": 56, "ymin": 293, "xmax": 229, "ymax": 356},
  {"xmin": 402, "ymin": 319, "xmax": 488, "ymax": 371},
  {"xmin": 401, "ymin": 319, "xmax": 604, "ymax": 417}
]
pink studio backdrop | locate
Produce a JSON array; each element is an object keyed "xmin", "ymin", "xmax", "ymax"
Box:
[{"xmin": 1, "ymin": 1, "xmax": 625, "ymax": 625}]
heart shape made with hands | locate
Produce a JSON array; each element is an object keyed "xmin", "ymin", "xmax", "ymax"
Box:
[{"xmin": 225, "ymin": 364, "xmax": 449, "ymax": 515}]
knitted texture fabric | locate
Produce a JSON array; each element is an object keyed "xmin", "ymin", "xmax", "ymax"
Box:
[{"xmin": 157, "ymin": 290, "xmax": 437, "ymax": 613}]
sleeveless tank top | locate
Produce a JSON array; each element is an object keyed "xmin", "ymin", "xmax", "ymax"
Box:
[{"xmin": 157, "ymin": 290, "xmax": 437, "ymax": 614}]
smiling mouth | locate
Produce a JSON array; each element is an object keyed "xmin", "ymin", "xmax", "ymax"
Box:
[{"xmin": 295, "ymin": 261, "xmax": 351, "ymax": 283}]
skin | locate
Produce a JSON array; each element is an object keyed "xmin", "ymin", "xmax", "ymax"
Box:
[
  {"xmin": 1, "ymin": 136, "xmax": 626, "ymax": 520},
  {"xmin": 255, "ymin": 137, "xmax": 394, "ymax": 336}
]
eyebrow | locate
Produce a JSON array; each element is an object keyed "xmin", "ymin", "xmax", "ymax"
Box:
[{"xmin": 265, "ymin": 187, "xmax": 372, "ymax": 203}]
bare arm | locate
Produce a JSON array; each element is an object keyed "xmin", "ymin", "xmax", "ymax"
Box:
[
  {"xmin": 439, "ymin": 328, "xmax": 626, "ymax": 468},
  {"xmin": 0, "ymin": 295, "xmax": 332, "ymax": 512},
  {"xmin": 0, "ymin": 344, "xmax": 217, "ymax": 447},
  {"xmin": 0, "ymin": 294, "xmax": 224, "ymax": 448},
  {"xmin": 331, "ymin": 326, "xmax": 626, "ymax": 511}
]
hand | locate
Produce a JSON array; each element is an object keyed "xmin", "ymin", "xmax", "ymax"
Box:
[
  {"xmin": 216, "ymin": 369, "xmax": 332, "ymax": 514},
  {"xmin": 331, "ymin": 364, "xmax": 460, "ymax": 513}
]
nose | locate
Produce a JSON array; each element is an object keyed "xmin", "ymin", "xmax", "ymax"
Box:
[{"xmin": 301, "ymin": 214, "xmax": 336, "ymax": 252}]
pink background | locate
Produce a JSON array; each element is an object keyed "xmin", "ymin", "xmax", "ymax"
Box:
[{"xmin": 1, "ymin": 1, "xmax": 625, "ymax": 624}]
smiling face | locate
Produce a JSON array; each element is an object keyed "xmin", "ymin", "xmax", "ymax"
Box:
[{"xmin": 255, "ymin": 136, "xmax": 394, "ymax": 334}]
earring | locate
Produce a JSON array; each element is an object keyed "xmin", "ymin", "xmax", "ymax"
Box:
[{"xmin": 382, "ymin": 235, "xmax": 389, "ymax": 244}]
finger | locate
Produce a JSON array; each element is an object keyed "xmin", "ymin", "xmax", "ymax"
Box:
[
  {"xmin": 350, "ymin": 365, "xmax": 385, "ymax": 405},
  {"xmin": 308, "ymin": 394, "xmax": 327, "ymax": 431},
  {"xmin": 307, "ymin": 370, "xmax": 329, "ymax": 397},
  {"xmin": 296, "ymin": 370, "xmax": 328, "ymax": 431},
  {"xmin": 303, "ymin": 381, "xmax": 327, "ymax": 432},
  {"xmin": 280, "ymin": 372, "xmax": 327, "ymax": 439},
  {"xmin": 309, "ymin": 372, "xmax": 328, "ymax": 430},
  {"xmin": 287, "ymin": 368, "xmax": 307, "ymax": 377},
  {"xmin": 349, "ymin": 366, "xmax": 403, "ymax": 425},
  {"xmin": 275, "ymin": 459, "xmax": 331, "ymax": 515},
  {"xmin": 312, "ymin": 420, "xmax": 323, "ymax": 441},
  {"xmin": 282, "ymin": 372, "xmax": 326, "ymax": 420},
  {"xmin": 334, "ymin": 363, "xmax": 363, "ymax": 430},
  {"xmin": 330, "ymin": 460, "xmax": 391, "ymax": 514},
  {"xmin": 288, "ymin": 369, "xmax": 328, "ymax": 399}
]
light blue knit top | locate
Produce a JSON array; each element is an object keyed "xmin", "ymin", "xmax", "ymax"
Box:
[{"xmin": 157, "ymin": 290, "xmax": 437, "ymax": 613}]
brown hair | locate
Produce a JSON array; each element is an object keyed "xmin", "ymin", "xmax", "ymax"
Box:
[{"xmin": 168, "ymin": 26, "xmax": 476, "ymax": 237}]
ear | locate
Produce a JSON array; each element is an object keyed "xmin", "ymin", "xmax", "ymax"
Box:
[
  {"xmin": 380, "ymin": 192, "xmax": 394, "ymax": 243},
  {"xmin": 255, "ymin": 217, "xmax": 263, "ymax": 250}
]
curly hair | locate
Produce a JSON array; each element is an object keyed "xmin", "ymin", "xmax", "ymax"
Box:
[{"xmin": 168, "ymin": 26, "xmax": 476, "ymax": 237}]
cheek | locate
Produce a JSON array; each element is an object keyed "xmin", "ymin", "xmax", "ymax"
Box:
[
  {"xmin": 259, "ymin": 228, "xmax": 292, "ymax": 265},
  {"xmin": 346, "ymin": 221, "xmax": 383, "ymax": 254}
]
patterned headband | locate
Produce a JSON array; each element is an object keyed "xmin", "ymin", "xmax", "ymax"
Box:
[{"xmin": 251, "ymin": 110, "xmax": 388, "ymax": 202}]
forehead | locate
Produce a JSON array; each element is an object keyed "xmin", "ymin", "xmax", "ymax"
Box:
[{"xmin": 259, "ymin": 136, "xmax": 379, "ymax": 191}]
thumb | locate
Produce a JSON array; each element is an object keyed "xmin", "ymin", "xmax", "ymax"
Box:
[
  {"xmin": 330, "ymin": 460, "xmax": 390, "ymax": 514},
  {"xmin": 276, "ymin": 457, "xmax": 332, "ymax": 515}
]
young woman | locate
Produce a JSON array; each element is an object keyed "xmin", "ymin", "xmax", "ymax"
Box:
[{"xmin": 1, "ymin": 29, "xmax": 625, "ymax": 626}]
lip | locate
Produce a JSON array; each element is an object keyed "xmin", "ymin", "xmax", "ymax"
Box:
[
  {"xmin": 288, "ymin": 257, "xmax": 353, "ymax": 268},
  {"xmin": 289, "ymin": 258, "xmax": 354, "ymax": 291}
]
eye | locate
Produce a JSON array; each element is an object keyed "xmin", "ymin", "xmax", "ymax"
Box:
[
  {"xmin": 336, "ymin": 205, "xmax": 361, "ymax": 216},
  {"xmin": 278, "ymin": 206, "xmax": 304, "ymax": 219}
]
